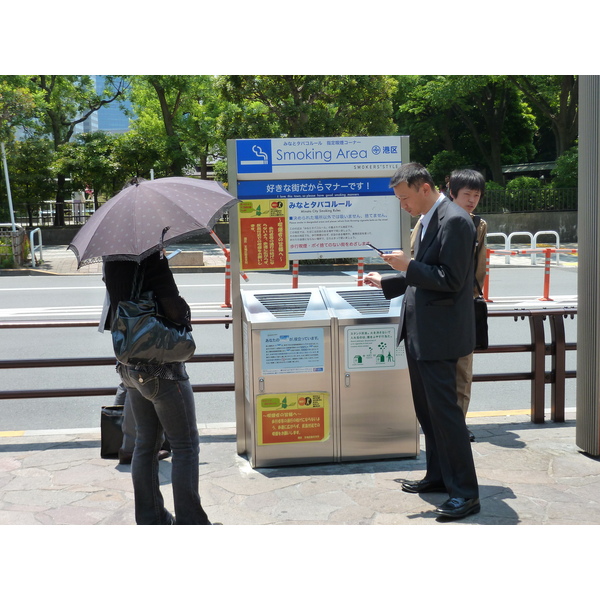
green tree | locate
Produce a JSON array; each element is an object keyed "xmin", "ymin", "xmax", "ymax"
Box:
[
  {"xmin": 426, "ymin": 149, "xmax": 470, "ymax": 187},
  {"xmin": 112, "ymin": 128, "xmax": 165, "ymax": 184},
  {"xmin": 29, "ymin": 75, "xmax": 128, "ymax": 225},
  {"xmin": 550, "ymin": 145, "xmax": 578, "ymax": 188},
  {"xmin": 395, "ymin": 75, "xmax": 537, "ymax": 184},
  {"xmin": 0, "ymin": 77, "xmax": 39, "ymax": 223},
  {"xmin": 217, "ymin": 75, "xmax": 398, "ymax": 138},
  {"xmin": 508, "ymin": 76, "xmax": 578, "ymax": 158},
  {"xmin": 52, "ymin": 131, "xmax": 122, "ymax": 209},
  {"xmin": 128, "ymin": 75, "xmax": 224, "ymax": 178},
  {"xmin": 4, "ymin": 137, "xmax": 55, "ymax": 226}
]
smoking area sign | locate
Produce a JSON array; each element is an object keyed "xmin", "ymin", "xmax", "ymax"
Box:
[
  {"xmin": 236, "ymin": 137, "xmax": 402, "ymax": 177},
  {"xmin": 233, "ymin": 135, "xmax": 408, "ymax": 263},
  {"xmin": 257, "ymin": 392, "xmax": 330, "ymax": 445}
]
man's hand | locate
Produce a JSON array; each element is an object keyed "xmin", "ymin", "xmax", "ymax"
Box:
[
  {"xmin": 364, "ymin": 272, "xmax": 382, "ymax": 288},
  {"xmin": 382, "ymin": 250, "xmax": 410, "ymax": 272}
]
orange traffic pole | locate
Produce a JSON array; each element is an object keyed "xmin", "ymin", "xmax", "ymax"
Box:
[
  {"xmin": 538, "ymin": 247, "xmax": 553, "ymax": 301},
  {"xmin": 292, "ymin": 260, "xmax": 299, "ymax": 289},
  {"xmin": 357, "ymin": 257, "xmax": 364, "ymax": 286}
]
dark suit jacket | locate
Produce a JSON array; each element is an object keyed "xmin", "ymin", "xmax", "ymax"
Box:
[{"xmin": 381, "ymin": 197, "xmax": 476, "ymax": 361}]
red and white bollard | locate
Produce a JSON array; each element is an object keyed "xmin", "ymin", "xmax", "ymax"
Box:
[
  {"xmin": 538, "ymin": 248, "xmax": 553, "ymax": 301},
  {"xmin": 292, "ymin": 260, "xmax": 299, "ymax": 289},
  {"xmin": 357, "ymin": 257, "xmax": 364, "ymax": 286}
]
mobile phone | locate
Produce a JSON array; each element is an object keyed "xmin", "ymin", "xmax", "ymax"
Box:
[{"xmin": 366, "ymin": 242, "xmax": 384, "ymax": 255}]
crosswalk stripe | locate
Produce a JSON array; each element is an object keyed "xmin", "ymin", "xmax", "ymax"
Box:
[{"xmin": 0, "ymin": 303, "xmax": 229, "ymax": 318}]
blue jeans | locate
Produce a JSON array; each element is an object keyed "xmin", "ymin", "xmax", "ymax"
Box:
[{"xmin": 119, "ymin": 366, "xmax": 210, "ymax": 525}]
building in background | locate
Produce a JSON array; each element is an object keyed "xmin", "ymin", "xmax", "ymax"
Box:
[{"xmin": 75, "ymin": 76, "xmax": 133, "ymax": 135}]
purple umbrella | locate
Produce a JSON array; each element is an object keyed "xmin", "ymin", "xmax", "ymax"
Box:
[{"xmin": 68, "ymin": 177, "xmax": 238, "ymax": 268}]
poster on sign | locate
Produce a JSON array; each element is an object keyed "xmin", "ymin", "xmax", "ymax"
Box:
[{"xmin": 238, "ymin": 199, "xmax": 288, "ymax": 271}]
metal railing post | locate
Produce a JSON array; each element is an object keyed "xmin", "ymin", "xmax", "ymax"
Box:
[
  {"xmin": 548, "ymin": 313, "xmax": 567, "ymax": 423},
  {"xmin": 528, "ymin": 312, "xmax": 547, "ymax": 424},
  {"xmin": 29, "ymin": 227, "xmax": 43, "ymax": 267}
]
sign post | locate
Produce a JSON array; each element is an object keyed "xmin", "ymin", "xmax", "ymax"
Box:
[{"xmin": 228, "ymin": 135, "xmax": 410, "ymax": 455}]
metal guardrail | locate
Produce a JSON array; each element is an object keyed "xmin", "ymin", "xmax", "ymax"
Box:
[
  {"xmin": 0, "ymin": 317, "xmax": 234, "ymax": 400},
  {"xmin": 473, "ymin": 307, "xmax": 576, "ymax": 424},
  {"xmin": 29, "ymin": 227, "xmax": 43, "ymax": 267},
  {"xmin": 0, "ymin": 309, "xmax": 576, "ymax": 425}
]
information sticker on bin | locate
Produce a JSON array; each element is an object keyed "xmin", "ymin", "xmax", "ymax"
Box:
[{"xmin": 257, "ymin": 392, "xmax": 330, "ymax": 445}]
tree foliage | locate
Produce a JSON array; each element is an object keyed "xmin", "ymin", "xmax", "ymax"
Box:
[
  {"xmin": 508, "ymin": 76, "xmax": 578, "ymax": 157},
  {"xmin": 128, "ymin": 75, "xmax": 224, "ymax": 178},
  {"xmin": 1, "ymin": 137, "xmax": 54, "ymax": 225},
  {"xmin": 395, "ymin": 75, "xmax": 537, "ymax": 184},
  {"xmin": 217, "ymin": 75, "xmax": 398, "ymax": 138},
  {"xmin": 27, "ymin": 75, "xmax": 128, "ymax": 224},
  {"xmin": 0, "ymin": 74, "xmax": 582, "ymax": 227}
]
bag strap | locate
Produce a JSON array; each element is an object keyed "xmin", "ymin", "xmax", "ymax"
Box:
[{"xmin": 472, "ymin": 215, "xmax": 483, "ymax": 297}]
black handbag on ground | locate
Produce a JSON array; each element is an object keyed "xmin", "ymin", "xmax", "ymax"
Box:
[
  {"xmin": 100, "ymin": 405, "xmax": 124, "ymax": 458},
  {"xmin": 111, "ymin": 263, "xmax": 196, "ymax": 366}
]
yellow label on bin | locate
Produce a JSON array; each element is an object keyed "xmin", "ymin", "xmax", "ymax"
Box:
[{"xmin": 257, "ymin": 392, "xmax": 330, "ymax": 445}]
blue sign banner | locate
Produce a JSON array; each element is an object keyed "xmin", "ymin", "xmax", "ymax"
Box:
[
  {"xmin": 236, "ymin": 136, "xmax": 402, "ymax": 176},
  {"xmin": 237, "ymin": 178, "xmax": 393, "ymax": 200},
  {"xmin": 236, "ymin": 139, "xmax": 273, "ymax": 174}
]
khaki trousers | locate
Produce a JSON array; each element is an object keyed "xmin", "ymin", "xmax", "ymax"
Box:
[{"xmin": 456, "ymin": 352, "xmax": 474, "ymax": 416}]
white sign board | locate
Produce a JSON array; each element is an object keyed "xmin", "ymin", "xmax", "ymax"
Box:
[
  {"xmin": 236, "ymin": 136, "xmax": 402, "ymax": 179},
  {"xmin": 288, "ymin": 195, "xmax": 401, "ymax": 259}
]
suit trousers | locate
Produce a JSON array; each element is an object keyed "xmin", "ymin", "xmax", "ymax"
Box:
[
  {"xmin": 405, "ymin": 343, "xmax": 479, "ymax": 499},
  {"xmin": 456, "ymin": 353, "xmax": 474, "ymax": 416}
]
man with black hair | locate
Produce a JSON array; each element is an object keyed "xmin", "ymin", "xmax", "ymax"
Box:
[{"xmin": 365, "ymin": 163, "xmax": 480, "ymax": 520}]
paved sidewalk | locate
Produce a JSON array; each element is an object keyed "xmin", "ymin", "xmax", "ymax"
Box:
[
  {"xmin": 4, "ymin": 243, "xmax": 229, "ymax": 276},
  {"xmin": 1, "ymin": 412, "xmax": 599, "ymax": 525}
]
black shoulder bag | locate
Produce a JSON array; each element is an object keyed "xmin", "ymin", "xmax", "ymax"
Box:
[
  {"xmin": 472, "ymin": 216, "xmax": 489, "ymax": 350},
  {"xmin": 111, "ymin": 262, "xmax": 196, "ymax": 365}
]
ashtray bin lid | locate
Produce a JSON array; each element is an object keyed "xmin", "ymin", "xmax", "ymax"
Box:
[
  {"xmin": 241, "ymin": 288, "xmax": 330, "ymax": 322},
  {"xmin": 320, "ymin": 286, "xmax": 402, "ymax": 318}
]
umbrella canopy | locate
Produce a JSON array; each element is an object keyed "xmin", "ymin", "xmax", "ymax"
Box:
[{"xmin": 68, "ymin": 177, "xmax": 238, "ymax": 268}]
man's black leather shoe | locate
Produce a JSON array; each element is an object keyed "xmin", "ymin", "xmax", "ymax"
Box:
[
  {"xmin": 434, "ymin": 497, "xmax": 480, "ymax": 519},
  {"xmin": 399, "ymin": 479, "xmax": 447, "ymax": 494}
]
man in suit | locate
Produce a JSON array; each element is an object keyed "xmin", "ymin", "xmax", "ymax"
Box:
[{"xmin": 364, "ymin": 163, "xmax": 480, "ymax": 520}]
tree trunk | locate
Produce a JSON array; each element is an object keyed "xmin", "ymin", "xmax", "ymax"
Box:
[{"xmin": 54, "ymin": 173, "xmax": 66, "ymax": 226}]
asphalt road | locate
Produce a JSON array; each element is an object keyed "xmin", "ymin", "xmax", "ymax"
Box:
[{"xmin": 0, "ymin": 266, "xmax": 578, "ymax": 432}]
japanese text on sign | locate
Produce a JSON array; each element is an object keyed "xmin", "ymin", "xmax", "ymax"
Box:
[
  {"xmin": 257, "ymin": 392, "xmax": 330, "ymax": 445},
  {"xmin": 261, "ymin": 328, "xmax": 325, "ymax": 375},
  {"xmin": 238, "ymin": 199, "xmax": 288, "ymax": 271}
]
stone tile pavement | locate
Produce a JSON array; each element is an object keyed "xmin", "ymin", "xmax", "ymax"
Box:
[{"xmin": 2, "ymin": 413, "xmax": 599, "ymax": 526}]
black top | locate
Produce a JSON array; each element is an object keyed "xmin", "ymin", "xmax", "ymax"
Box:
[
  {"xmin": 103, "ymin": 251, "xmax": 191, "ymax": 330},
  {"xmin": 103, "ymin": 251, "xmax": 191, "ymax": 380}
]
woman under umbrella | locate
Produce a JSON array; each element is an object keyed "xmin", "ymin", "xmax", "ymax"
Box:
[{"xmin": 103, "ymin": 249, "xmax": 212, "ymax": 525}]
